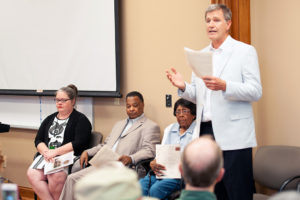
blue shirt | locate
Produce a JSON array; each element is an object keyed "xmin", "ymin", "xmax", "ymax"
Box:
[{"xmin": 162, "ymin": 120, "xmax": 196, "ymax": 152}]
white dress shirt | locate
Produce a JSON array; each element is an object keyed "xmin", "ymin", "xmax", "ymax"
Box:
[{"xmin": 202, "ymin": 36, "xmax": 232, "ymax": 122}]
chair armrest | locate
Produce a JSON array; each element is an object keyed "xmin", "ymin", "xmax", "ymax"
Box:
[
  {"xmin": 132, "ymin": 158, "xmax": 154, "ymax": 171},
  {"xmin": 68, "ymin": 156, "xmax": 81, "ymax": 174},
  {"xmin": 130, "ymin": 158, "xmax": 154, "ymax": 179},
  {"xmin": 82, "ymin": 156, "xmax": 93, "ymax": 169},
  {"xmin": 279, "ymin": 175, "xmax": 300, "ymax": 191}
]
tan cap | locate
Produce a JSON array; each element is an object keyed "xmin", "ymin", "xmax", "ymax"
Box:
[
  {"xmin": 269, "ymin": 191, "xmax": 300, "ymax": 200},
  {"xmin": 75, "ymin": 162, "xmax": 142, "ymax": 200}
]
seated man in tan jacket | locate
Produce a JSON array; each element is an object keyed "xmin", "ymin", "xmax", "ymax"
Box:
[{"xmin": 59, "ymin": 91, "xmax": 161, "ymax": 200}]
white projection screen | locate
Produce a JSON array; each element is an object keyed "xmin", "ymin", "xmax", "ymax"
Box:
[
  {"xmin": 0, "ymin": 0, "xmax": 121, "ymax": 97},
  {"xmin": 0, "ymin": 0, "xmax": 121, "ymax": 129}
]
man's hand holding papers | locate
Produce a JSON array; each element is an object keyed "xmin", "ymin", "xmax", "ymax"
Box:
[
  {"xmin": 202, "ymin": 76, "xmax": 226, "ymax": 91},
  {"xmin": 184, "ymin": 47, "xmax": 226, "ymax": 91},
  {"xmin": 166, "ymin": 47, "xmax": 216, "ymax": 92},
  {"xmin": 184, "ymin": 47, "xmax": 213, "ymax": 77},
  {"xmin": 88, "ymin": 145, "xmax": 120, "ymax": 167}
]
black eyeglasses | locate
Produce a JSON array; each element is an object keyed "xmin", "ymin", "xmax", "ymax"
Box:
[
  {"xmin": 175, "ymin": 109, "xmax": 190, "ymax": 115},
  {"xmin": 54, "ymin": 98, "xmax": 71, "ymax": 103}
]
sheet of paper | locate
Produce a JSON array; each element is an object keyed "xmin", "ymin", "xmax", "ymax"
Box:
[
  {"xmin": 184, "ymin": 47, "xmax": 213, "ymax": 77},
  {"xmin": 89, "ymin": 145, "xmax": 120, "ymax": 167},
  {"xmin": 156, "ymin": 144, "xmax": 181, "ymax": 179},
  {"xmin": 44, "ymin": 151, "xmax": 74, "ymax": 175}
]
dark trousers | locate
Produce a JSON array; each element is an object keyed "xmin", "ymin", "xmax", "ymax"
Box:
[{"xmin": 200, "ymin": 121, "xmax": 255, "ymax": 200}]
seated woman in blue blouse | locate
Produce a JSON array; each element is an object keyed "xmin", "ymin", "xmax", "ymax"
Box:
[
  {"xmin": 27, "ymin": 84, "xmax": 91, "ymax": 200},
  {"xmin": 140, "ymin": 98, "xmax": 197, "ymax": 199}
]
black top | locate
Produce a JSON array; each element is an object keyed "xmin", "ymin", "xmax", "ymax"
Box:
[
  {"xmin": 34, "ymin": 109, "xmax": 91, "ymax": 156},
  {"xmin": 0, "ymin": 122, "xmax": 10, "ymax": 133}
]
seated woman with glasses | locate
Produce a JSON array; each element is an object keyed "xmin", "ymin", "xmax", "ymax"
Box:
[
  {"xmin": 27, "ymin": 84, "xmax": 91, "ymax": 200},
  {"xmin": 139, "ymin": 98, "xmax": 197, "ymax": 199}
]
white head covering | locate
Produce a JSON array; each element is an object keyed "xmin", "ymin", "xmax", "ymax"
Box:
[
  {"xmin": 269, "ymin": 191, "xmax": 300, "ymax": 200},
  {"xmin": 75, "ymin": 162, "xmax": 143, "ymax": 200}
]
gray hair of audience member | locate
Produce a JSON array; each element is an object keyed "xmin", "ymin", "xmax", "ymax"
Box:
[
  {"xmin": 56, "ymin": 84, "xmax": 78, "ymax": 104},
  {"xmin": 74, "ymin": 161, "xmax": 142, "ymax": 200},
  {"xmin": 205, "ymin": 4, "xmax": 232, "ymax": 21},
  {"xmin": 181, "ymin": 136, "xmax": 223, "ymax": 187},
  {"xmin": 269, "ymin": 191, "xmax": 300, "ymax": 200}
]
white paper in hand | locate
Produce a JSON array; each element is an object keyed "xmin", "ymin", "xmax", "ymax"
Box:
[
  {"xmin": 184, "ymin": 47, "xmax": 213, "ymax": 77},
  {"xmin": 156, "ymin": 144, "xmax": 181, "ymax": 179},
  {"xmin": 89, "ymin": 145, "xmax": 120, "ymax": 167}
]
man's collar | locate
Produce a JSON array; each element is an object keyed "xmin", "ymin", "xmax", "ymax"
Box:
[
  {"xmin": 209, "ymin": 35, "xmax": 233, "ymax": 52},
  {"xmin": 128, "ymin": 113, "xmax": 144, "ymax": 123}
]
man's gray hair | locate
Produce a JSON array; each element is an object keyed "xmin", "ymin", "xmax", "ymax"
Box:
[
  {"xmin": 181, "ymin": 137, "xmax": 223, "ymax": 187},
  {"xmin": 205, "ymin": 4, "xmax": 232, "ymax": 21}
]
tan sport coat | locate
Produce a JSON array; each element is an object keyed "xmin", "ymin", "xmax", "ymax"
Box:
[{"xmin": 87, "ymin": 115, "xmax": 160, "ymax": 163}]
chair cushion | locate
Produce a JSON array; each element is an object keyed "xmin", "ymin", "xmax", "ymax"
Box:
[
  {"xmin": 253, "ymin": 146, "xmax": 300, "ymax": 190},
  {"xmin": 253, "ymin": 193, "xmax": 270, "ymax": 200}
]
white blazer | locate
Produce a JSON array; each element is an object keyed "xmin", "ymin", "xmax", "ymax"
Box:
[{"xmin": 179, "ymin": 36, "xmax": 262, "ymax": 150}]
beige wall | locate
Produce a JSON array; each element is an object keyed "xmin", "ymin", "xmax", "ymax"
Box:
[
  {"xmin": 251, "ymin": 0, "xmax": 300, "ymax": 146},
  {"xmin": 5, "ymin": 0, "xmax": 299, "ymax": 189},
  {"xmin": 0, "ymin": 0, "xmax": 210, "ymax": 187}
]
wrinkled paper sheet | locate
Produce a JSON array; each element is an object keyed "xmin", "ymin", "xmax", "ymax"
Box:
[
  {"xmin": 89, "ymin": 145, "xmax": 120, "ymax": 167},
  {"xmin": 184, "ymin": 47, "xmax": 213, "ymax": 77},
  {"xmin": 156, "ymin": 144, "xmax": 181, "ymax": 179}
]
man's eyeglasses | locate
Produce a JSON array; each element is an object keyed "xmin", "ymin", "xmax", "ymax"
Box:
[
  {"xmin": 175, "ymin": 109, "xmax": 190, "ymax": 115},
  {"xmin": 54, "ymin": 98, "xmax": 71, "ymax": 103}
]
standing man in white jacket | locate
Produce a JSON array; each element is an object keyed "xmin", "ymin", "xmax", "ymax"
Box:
[{"xmin": 166, "ymin": 4, "xmax": 262, "ymax": 200}]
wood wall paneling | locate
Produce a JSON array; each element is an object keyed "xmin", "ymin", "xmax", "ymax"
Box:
[{"xmin": 211, "ymin": 0, "xmax": 250, "ymax": 44}]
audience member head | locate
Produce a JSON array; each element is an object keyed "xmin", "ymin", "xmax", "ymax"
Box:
[
  {"xmin": 173, "ymin": 98, "xmax": 196, "ymax": 130},
  {"xmin": 125, "ymin": 91, "xmax": 144, "ymax": 119},
  {"xmin": 74, "ymin": 161, "xmax": 155, "ymax": 200},
  {"xmin": 173, "ymin": 98, "xmax": 196, "ymax": 116},
  {"xmin": 179, "ymin": 136, "xmax": 224, "ymax": 191},
  {"xmin": 205, "ymin": 4, "xmax": 232, "ymax": 22},
  {"xmin": 55, "ymin": 84, "xmax": 78, "ymax": 115},
  {"xmin": 269, "ymin": 191, "xmax": 300, "ymax": 200}
]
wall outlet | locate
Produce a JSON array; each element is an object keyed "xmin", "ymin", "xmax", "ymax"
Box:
[{"xmin": 166, "ymin": 94, "xmax": 172, "ymax": 107}]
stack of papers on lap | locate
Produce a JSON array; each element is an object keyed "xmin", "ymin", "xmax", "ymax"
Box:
[
  {"xmin": 156, "ymin": 144, "xmax": 181, "ymax": 179},
  {"xmin": 184, "ymin": 47, "xmax": 213, "ymax": 77},
  {"xmin": 89, "ymin": 145, "xmax": 120, "ymax": 167},
  {"xmin": 44, "ymin": 151, "xmax": 74, "ymax": 175}
]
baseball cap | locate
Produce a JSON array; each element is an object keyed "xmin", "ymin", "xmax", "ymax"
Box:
[{"xmin": 75, "ymin": 162, "xmax": 147, "ymax": 200}]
